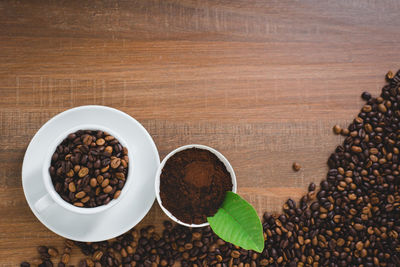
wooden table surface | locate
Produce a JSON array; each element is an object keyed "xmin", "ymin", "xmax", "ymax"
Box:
[{"xmin": 1, "ymin": 0, "xmax": 400, "ymax": 265}]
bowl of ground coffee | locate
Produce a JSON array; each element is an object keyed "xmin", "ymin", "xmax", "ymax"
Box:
[{"xmin": 155, "ymin": 144, "xmax": 237, "ymax": 227}]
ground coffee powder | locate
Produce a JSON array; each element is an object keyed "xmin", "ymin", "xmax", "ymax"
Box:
[{"xmin": 160, "ymin": 148, "xmax": 233, "ymax": 225}]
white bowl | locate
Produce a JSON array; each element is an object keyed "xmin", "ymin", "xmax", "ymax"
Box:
[
  {"xmin": 41, "ymin": 124, "xmax": 134, "ymax": 214},
  {"xmin": 155, "ymin": 144, "xmax": 237, "ymax": 228}
]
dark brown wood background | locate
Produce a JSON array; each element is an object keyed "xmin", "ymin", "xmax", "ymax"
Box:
[{"xmin": 1, "ymin": 0, "xmax": 400, "ymax": 265}]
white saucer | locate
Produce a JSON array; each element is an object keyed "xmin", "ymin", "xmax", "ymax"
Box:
[{"xmin": 22, "ymin": 106, "xmax": 160, "ymax": 242}]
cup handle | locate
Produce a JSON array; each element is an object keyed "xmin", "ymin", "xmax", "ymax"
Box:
[{"xmin": 34, "ymin": 194, "xmax": 55, "ymax": 213}]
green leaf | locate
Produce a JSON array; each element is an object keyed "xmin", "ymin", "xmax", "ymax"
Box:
[{"xmin": 207, "ymin": 191, "xmax": 264, "ymax": 252}]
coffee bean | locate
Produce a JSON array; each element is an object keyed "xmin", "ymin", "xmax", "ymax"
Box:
[
  {"xmin": 68, "ymin": 182, "xmax": 76, "ymax": 193},
  {"xmin": 49, "ymin": 130, "xmax": 129, "ymax": 208},
  {"xmin": 231, "ymin": 250, "xmax": 240, "ymax": 258},
  {"xmin": 121, "ymin": 159, "xmax": 128, "ymax": 168},
  {"xmin": 308, "ymin": 182, "xmax": 316, "ymax": 192},
  {"xmin": 333, "ymin": 125, "xmax": 341, "ymax": 134},
  {"xmin": 361, "ymin": 91, "xmax": 371, "ymax": 101},
  {"xmin": 92, "ymin": 250, "xmax": 103, "ymax": 261},
  {"xmin": 37, "ymin": 246, "xmax": 48, "ymax": 255},
  {"xmin": 103, "ymin": 185, "xmax": 113, "ymax": 194},
  {"xmin": 386, "ymin": 70, "xmax": 394, "ymax": 80},
  {"xmin": 75, "ymin": 191, "xmax": 86, "ymax": 199},
  {"xmin": 90, "ymin": 178, "xmax": 97, "ymax": 187},
  {"xmin": 116, "ymin": 172, "xmax": 125, "ymax": 180},
  {"xmin": 67, "ymin": 133, "xmax": 76, "ymax": 140},
  {"xmin": 292, "ymin": 162, "xmax": 301, "ymax": 171},
  {"xmin": 362, "ymin": 104, "xmax": 372, "ymax": 112},
  {"xmin": 111, "ymin": 158, "xmax": 121, "ymax": 169},
  {"xmin": 47, "ymin": 247, "xmax": 58, "ymax": 257},
  {"xmin": 114, "ymin": 190, "xmax": 121, "ymax": 199},
  {"xmin": 101, "ymin": 165, "xmax": 109, "ymax": 173},
  {"xmin": 105, "ymin": 146, "xmax": 113, "ymax": 154},
  {"xmin": 341, "ymin": 128, "xmax": 349, "ymax": 136},
  {"xmin": 85, "ymin": 259, "xmax": 94, "ymax": 267},
  {"xmin": 96, "ymin": 138, "xmax": 105, "ymax": 146},
  {"xmin": 96, "ymin": 175, "xmax": 104, "ymax": 184},
  {"xmin": 61, "ymin": 253, "xmax": 70, "ymax": 264},
  {"xmin": 78, "ymin": 259, "xmax": 87, "ymax": 267},
  {"xmin": 78, "ymin": 167, "xmax": 89, "ymax": 178},
  {"xmin": 81, "ymin": 196, "xmax": 90, "ymax": 203},
  {"xmin": 101, "ymin": 178, "xmax": 110, "ymax": 188},
  {"xmin": 105, "ymin": 135, "xmax": 115, "ymax": 141},
  {"xmin": 378, "ymin": 103, "xmax": 387, "ymax": 113}
]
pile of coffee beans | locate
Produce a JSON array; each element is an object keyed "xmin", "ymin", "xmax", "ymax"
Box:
[
  {"xmin": 49, "ymin": 130, "xmax": 129, "ymax": 208},
  {"xmin": 22, "ymin": 70, "xmax": 400, "ymax": 266}
]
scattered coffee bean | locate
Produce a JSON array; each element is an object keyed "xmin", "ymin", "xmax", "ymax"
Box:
[
  {"xmin": 308, "ymin": 182, "xmax": 316, "ymax": 192},
  {"xmin": 47, "ymin": 247, "xmax": 58, "ymax": 257},
  {"xmin": 292, "ymin": 162, "xmax": 301, "ymax": 171},
  {"xmin": 49, "ymin": 130, "xmax": 129, "ymax": 208},
  {"xmin": 333, "ymin": 125, "xmax": 341, "ymax": 134},
  {"xmin": 61, "ymin": 253, "xmax": 69, "ymax": 264}
]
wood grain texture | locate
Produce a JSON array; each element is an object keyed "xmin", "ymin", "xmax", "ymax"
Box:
[{"xmin": 0, "ymin": 0, "xmax": 400, "ymax": 265}]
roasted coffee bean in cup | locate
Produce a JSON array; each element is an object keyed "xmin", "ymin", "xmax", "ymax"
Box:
[{"xmin": 49, "ymin": 130, "xmax": 129, "ymax": 208}]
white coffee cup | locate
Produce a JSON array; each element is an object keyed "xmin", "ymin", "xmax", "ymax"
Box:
[
  {"xmin": 35, "ymin": 124, "xmax": 134, "ymax": 215},
  {"xmin": 155, "ymin": 144, "xmax": 237, "ymax": 228}
]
